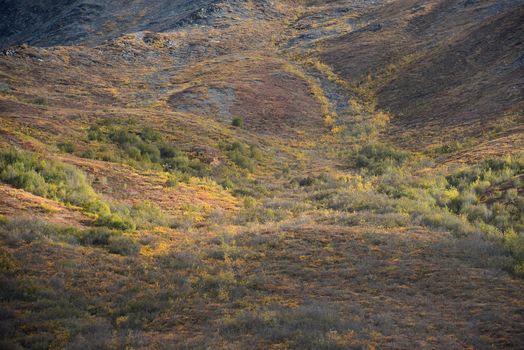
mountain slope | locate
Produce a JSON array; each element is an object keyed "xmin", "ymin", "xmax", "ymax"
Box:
[
  {"xmin": 0, "ymin": 0, "xmax": 282, "ymax": 48},
  {"xmin": 0, "ymin": 0, "xmax": 523, "ymax": 349},
  {"xmin": 315, "ymin": 0, "xmax": 524, "ymax": 147}
]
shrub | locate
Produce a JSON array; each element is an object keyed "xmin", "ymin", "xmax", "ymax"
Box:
[
  {"xmin": 231, "ymin": 117, "xmax": 244, "ymax": 128},
  {"xmin": 109, "ymin": 128, "xmax": 161, "ymax": 163},
  {"xmin": 0, "ymin": 148, "xmax": 107, "ymax": 215},
  {"xmin": 434, "ymin": 141, "xmax": 462, "ymax": 154},
  {"xmin": 350, "ymin": 143, "xmax": 409, "ymax": 175},
  {"xmin": 162, "ymin": 154, "xmax": 190, "ymax": 172},
  {"xmin": 414, "ymin": 210, "xmax": 476, "ymax": 236},
  {"xmin": 220, "ymin": 303, "xmax": 357, "ymax": 349},
  {"xmin": 128, "ymin": 201, "xmax": 170, "ymax": 229},
  {"xmin": 505, "ymin": 233, "xmax": 524, "ymax": 261},
  {"xmin": 443, "ymin": 156, "xmax": 523, "ymax": 233},
  {"xmin": 34, "ymin": 97, "xmax": 48, "ymax": 105},
  {"xmin": 448, "ymin": 191, "xmax": 478, "ymax": 212},
  {"xmin": 160, "ymin": 251, "xmax": 200, "ymax": 270},
  {"xmin": 57, "ymin": 142, "xmax": 76, "ymax": 154},
  {"xmin": 107, "ymin": 235, "xmax": 139, "ymax": 255},
  {"xmin": 0, "ymin": 217, "xmax": 80, "ymax": 246},
  {"xmin": 77, "ymin": 227, "xmax": 137, "ymax": 255},
  {"xmin": 219, "ymin": 141, "xmax": 259, "ymax": 171},
  {"xmin": 0, "ymin": 248, "xmax": 16, "ymax": 273},
  {"xmin": 106, "ymin": 127, "xmax": 209, "ymax": 175},
  {"xmin": 95, "ymin": 214, "xmax": 136, "ymax": 231},
  {"xmin": 460, "ymin": 203, "xmax": 491, "ymax": 222},
  {"xmin": 81, "ymin": 149, "xmax": 97, "ymax": 159},
  {"xmin": 193, "ymin": 269, "xmax": 241, "ymax": 300},
  {"xmin": 159, "ymin": 144, "xmax": 179, "ymax": 158},
  {"xmin": 77, "ymin": 227, "xmax": 114, "ymax": 246},
  {"xmin": 87, "ymin": 125, "xmax": 104, "ymax": 141},
  {"xmin": 140, "ymin": 127, "xmax": 160, "ymax": 142},
  {"xmin": 221, "ymin": 178, "xmax": 234, "ymax": 190},
  {"xmin": 322, "ymin": 190, "xmax": 396, "ymax": 213}
]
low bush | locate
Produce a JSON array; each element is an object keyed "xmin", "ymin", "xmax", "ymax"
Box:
[
  {"xmin": 128, "ymin": 201, "xmax": 170, "ymax": 229},
  {"xmin": 221, "ymin": 178, "xmax": 234, "ymax": 190},
  {"xmin": 160, "ymin": 251, "xmax": 201, "ymax": 270},
  {"xmin": 57, "ymin": 142, "xmax": 76, "ymax": 154},
  {"xmin": 350, "ymin": 143, "xmax": 409, "ymax": 175},
  {"xmin": 77, "ymin": 227, "xmax": 114, "ymax": 246},
  {"xmin": 95, "ymin": 213, "xmax": 136, "ymax": 231},
  {"xmin": 78, "ymin": 226, "xmax": 138, "ymax": 255},
  {"xmin": 219, "ymin": 141, "xmax": 261, "ymax": 172},
  {"xmin": 109, "ymin": 128, "xmax": 161, "ymax": 163},
  {"xmin": 220, "ymin": 302, "xmax": 359, "ymax": 349},
  {"xmin": 414, "ymin": 210, "xmax": 477, "ymax": 236},
  {"xmin": 231, "ymin": 117, "xmax": 244, "ymax": 128},
  {"xmin": 0, "ymin": 218, "xmax": 138, "ymax": 255},
  {"xmin": 33, "ymin": 97, "xmax": 48, "ymax": 105},
  {"xmin": 107, "ymin": 235, "xmax": 139, "ymax": 256},
  {"xmin": 192, "ymin": 269, "xmax": 242, "ymax": 301},
  {"xmin": 0, "ymin": 148, "xmax": 109, "ymax": 216},
  {"xmin": 87, "ymin": 125, "xmax": 104, "ymax": 141},
  {"xmin": 443, "ymin": 156, "xmax": 523, "ymax": 233},
  {"xmin": 103, "ymin": 127, "xmax": 209, "ymax": 176},
  {"xmin": 139, "ymin": 127, "xmax": 160, "ymax": 142},
  {"xmin": 0, "ymin": 217, "xmax": 80, "ymax": 246},
  {"xmin": 322, "ymin": 189, "xmax": 397, "ymax": 214}
]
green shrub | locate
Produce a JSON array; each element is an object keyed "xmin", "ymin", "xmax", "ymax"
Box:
[
  {"xmin": 160, "ymin": 251, "xmax": 200, "ymax": 270},
  {"xmin": 77, "ymin": 227, "xmax": 137, "ymax": 255},
  {"xmin": 434, "ymin": 141, "xmax": 463, "ymax": 154},
  {"xmin": 0, "ymin": 248, "xmax": 16, "ymax": 272},
  {"xmin": 101, "ymin": 127, "xmax": 209, "ymax": 175},
  {"xmin": 231, "ymin": 117, "xmax": 244, "ymax": 128},
  {"xmin": 108, "ymin": 128, "xmax": 161, "ymax": 163},
  {"xmin": 219, "ymin": 141, "xmax": 259, "ymax": 171},
  {"xmin": 323, "ymin": 190, "xmax": 396, "ymax": 213},
  {"xmin": 1, "ymin": 218, "xmax": 139, "ymax": 255},
  {"xmin": 0, "ymin": 148, "xmax": 107, "ymax": 215},
  {"xmin": 128, "ymin": 201, "xmax": 170, "ymax": 229},
  {"xmin": 159, "ymin": 144, "xmax": 179, "ymax": 158},
  {"xmin": 443, "ymin": 156, "xmax": 523, "ymax": 233},
  {"xmin": 446, "ymin": 157, "xmax": 523, "ymax": 190},
  {"xmin": 77, "ymin": 227, "xmax": 114, "ymax": 246},
  {"xmin": 221, "ymin": 178, "xmax": 234, "ymax": 190},
  {"xmin": 107, "ymin": 235, "xmax": 139, "ymax": 255},
  {"xmin": 140, "ymin": 127, "xmax": 160, "ymax": 142},
  {"xmin": 505, "ymin": 234, "xmax": 524, "ymax": 261},
  {"xmin": 57, "ymin": 142, "xmax": 76, "ymax": 154},
  {"xmin": 95, "ymin": 214, "xmax": 136, "ymax": 231},
  {"xmin": 350, "ymin": 143, "xmax": 409, "ymax": 175},
  {"xmin": 414, "ymin": 210, "xmax": 476, "ymax": 236},
  {"xmin": 87, "ymin": 125, "xmax": 104, "ymax": 141},
  {"xmin": 34, "ymin": 97, "xmax": 48, "ymax": 105},
  {"xmin": 0, "ymin": 217, "xmax": 80, "ymax": 246},
  {"xmin": 220, "ymin": 303, "xmax": 357, "ymax": 349},
  {"xmin": 81, "ymin": 149, "xmax": 97, "ymax": 159},
  {"xmin": 165, "ymin": 176, "xmax": 178, "ymax": 188},
  {"xmin": 461, "ymin": 203, "xmax": 491, "ymax": 222},
  {"xmin": 162, "ymin": 154, "xmax": 190, "ymax": 171},
  {"xmin": 448, "ymin": 191, "xmax": 477, "ymax": 212}
]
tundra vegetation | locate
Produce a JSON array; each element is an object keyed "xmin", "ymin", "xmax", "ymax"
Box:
[{"xmin": 0, "ymin": 0, "xmax": 523, "ymax": 349}]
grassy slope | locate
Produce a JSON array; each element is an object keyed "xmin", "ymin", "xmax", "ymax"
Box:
[{"xmin": 0, "ymin": 0, "xmax": 523, "ymax": 349}]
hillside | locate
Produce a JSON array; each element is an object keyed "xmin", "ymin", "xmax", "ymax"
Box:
[{"xmin": 0, "ymin": 0, "xmax": 523, "ymax": 349}]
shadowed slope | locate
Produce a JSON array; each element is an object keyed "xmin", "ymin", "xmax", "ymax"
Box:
[{"xmin": 318, "ymin": 0, "xmax": 524, "ymax": 144}]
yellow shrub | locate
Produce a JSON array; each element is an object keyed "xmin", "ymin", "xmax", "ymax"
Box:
[{"xmin": 324, "ymin": 114, "xmax": 335, "ymax": 126}]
